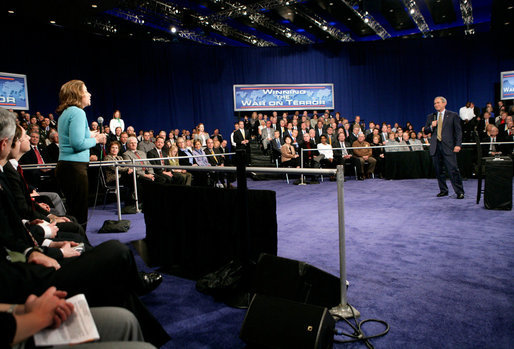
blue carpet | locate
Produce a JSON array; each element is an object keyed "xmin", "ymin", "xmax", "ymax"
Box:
[{"xmin": 87, "ymin": 178, "xmax": 514, "ymax": 348}]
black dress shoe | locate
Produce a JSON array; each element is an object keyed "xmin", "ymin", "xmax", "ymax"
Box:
[
  {"xmin": 139, "ymin": 272, "xmax": 163, "ymax": 295},
  {"xmin": 436, "ymin": 191, "xmax": 448, "ymax": 197},
  {"xmin": 456, "ymin": 193, "xmax": 465, "ymax": 199}
]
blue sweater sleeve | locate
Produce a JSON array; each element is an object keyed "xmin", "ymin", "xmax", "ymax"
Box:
[{"xmin": 69, "ymin": 110, "xmax": 97, "ymax": 152}]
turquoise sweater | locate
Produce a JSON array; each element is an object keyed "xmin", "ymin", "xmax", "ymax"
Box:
[{"xmin": 58, "ymin": 106, "xmax": 97, "ymax": 162}]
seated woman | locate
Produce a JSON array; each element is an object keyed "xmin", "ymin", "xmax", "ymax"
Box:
[
  {"xmin": 280, "ymin": 135, "xmax": 300, "ymax": 168},
  {"xmin": 191, "ymin": 140, "xmax": 210, "ymax": 185},
  {"xmin": 104, "ymin": 141, "xmax": 133, "ymax": 184},
  {"xmin": 385, "ymin": 132, "xmax": 400, "ymax": 152},
  {"xmin": 371, "ymin": 134, "xmax": 385, "ymax": 178},
  {"xmin": 167, "ymin": 145, "xmax": 192, "ymax": 186}
]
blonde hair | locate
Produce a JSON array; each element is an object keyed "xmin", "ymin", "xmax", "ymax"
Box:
[{"xmin": 56, "ymin": 80, "xmax": 85, "ymax": 114}]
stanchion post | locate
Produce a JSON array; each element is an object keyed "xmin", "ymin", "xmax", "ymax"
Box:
[
  {"xmin": 299, "ymin": 149, "xmax": 306, "ymax": 185},
  {"xmin": 131, "ymin": 159, "xmax": 140, "ymax": 213},
  {"xmin": 115, "ymin": 163, "xmax": 122, "ymax": 221},
  {"xmin": 330, "ymin": 165, "xmax": 360, "ymax": 319}
]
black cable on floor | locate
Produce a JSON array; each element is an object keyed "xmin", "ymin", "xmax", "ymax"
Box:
[{"xmin": 333, "ymin": 304, "xmax": 390, "ymax": 349}]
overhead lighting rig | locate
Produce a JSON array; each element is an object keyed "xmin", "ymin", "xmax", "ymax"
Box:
[
  {"xmin": 294, "ymin": 4, "xmax": 353, "ymax": 42},
  {"xmin": 338, "ymin": 0, "xmax": 391, "ymax": 39},
  {"xmin": 459, "ymin": 0, "xmax": 474, "ymax": 25},
  {"xmin": 207, "ymin": 0, "xmax": 312, "ymax": 44},
  {"xmin": 402, "ymin": 0, "xmax": 430, "ymax": 36},
  {"xmin": 84, "ymin": 17, "xmax": 118, "ymax": 34}
]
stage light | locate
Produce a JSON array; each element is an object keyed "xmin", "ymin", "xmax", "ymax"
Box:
[
  {"xmin": 92, "ymin": 4, "xmax": 98, "ymax": 8},
  {"xmin": 50, "ymin": 20, "xmax": 56, "ymax": 24},
  {"xmin": 8, "ymin": 10, "xmax": 14, "ymax": 14}
]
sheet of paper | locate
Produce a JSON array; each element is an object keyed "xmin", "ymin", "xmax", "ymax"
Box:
[{"xmin": 33, "ymin": 294, "xmax": 100, "ymax": 346}]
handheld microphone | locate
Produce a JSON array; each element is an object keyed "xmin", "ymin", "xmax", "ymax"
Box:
[{"xmin": 97, "ymin": 116, "xmax": 104, "ymax": 131}]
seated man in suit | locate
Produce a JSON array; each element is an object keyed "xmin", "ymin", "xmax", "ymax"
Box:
[
  {"xmin": 352, "ymin": 132, "xmax": 376, "ymax": 179},
  {"xmin": 122, "ymin": 136, "xmax": 171, "ymax": 185},
  {"xmin": 481, "ymin": 125, "xmax": 504, "ymax": 157},
  {"xmin": 18, "ymin": 130, "xmax": 54, "ymax": 190},
  {"xmin": 46, "ymin": 130, "xmax": 60, "ymax": 163},
  {"xmin": 147, "ymin": 136, "xmax": 185, "ymax": 185},
  {"xmin": 270, "ymin": 130, "xmax": 283, "ymax": 162},
  {"xmin": 333, "ymin": 132, "xmax": 361, "ymax": 179},
  {"xmin": 299, "ymin": 132, "xmax": 320, "ymax": 183},
  {"xmin": 260, "ymin": 120, "xmax": 274, "ymax": 154}
]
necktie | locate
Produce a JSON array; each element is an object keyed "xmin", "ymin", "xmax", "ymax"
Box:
[
  {"xmin": 17, "ymin": 166, "xmax": 35, "ymax": 210},
  {"xmin": 342, "ymin": 143, "xmax": 348, "ymax": 157},
  {"xmin": 241, "ymin": 129, "xmax": 245, "ymax": 139},
  {"xmin": 491, "ymin": 138, "xmax": 496, "ymax": 153},
  {"xmin": 437, "ymin": 112, "xmax": 443, "ymax": 141},
  {"xmin": 406, "ymin": 140, "xmax": 412, "ymax": 151},
  {"xmin": 329, "ymin": 136, "xmax": 332, "ymax": 146},
  {"xmin": 277, "ymin": 139, "xmax": 281, "ymax": 148},
  {"xmin": 134, "ymin": 151, "xmax": 147, "ymax": 171},
  {"xmin": 158, "ymin": 150, "xmax": 164, "ymax": 165},
  {"xmin": 33, "ymin": 146, "xmax": 44, "ymax": 164},
  {"xmin": 210, "ymin": 149, "xmax": 218, "ymax": 163}
]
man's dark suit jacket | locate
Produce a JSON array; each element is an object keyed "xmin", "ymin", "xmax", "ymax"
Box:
[
  {"xmin": 0, "ymin": 172, "xmax": 63, "ymax": 260},
  {"xmin": 233, "ymin": 128, "xmax": 251, "ymax": 150},
  {"xmin": 333, "ymin": 140, "xmax": 354, "ymax": 159},
  {"xmin": 147, "ymin": 148, "xmax": 168, "ymax": 175},
  {"xmin": 205, "ymin": 147, "xmax": 224, "ymax": 166},
  {"xmin": 299, "ymin": 140, "xmax": 318, "ymax": 162},
  {"xmin": 18, "ymin": 145, "xmax": 52, "ymax": 186},
  {"xmin": 178, "ymin": 148, "xmax": 197, "ymax": 166},
  {"xmin": 271, "ymin": 138, "xmax": 283, "ymax": 159},
  {"xmin": 424, "ymin": 110, "xmax": 462, "ymax": 156},
  {"xmin": 46, "ymin": 143, "xmax": 60, "ymax": 163}
]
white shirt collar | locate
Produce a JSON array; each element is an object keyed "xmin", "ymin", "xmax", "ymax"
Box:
[{"xmin": 9, "ymin": 159, "xmax": 19, "ymax": 168}]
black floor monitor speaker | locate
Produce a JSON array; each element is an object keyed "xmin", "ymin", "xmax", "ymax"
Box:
[
  {"xmin": 240, "ymin": 294, "xmax": 335, "ymax": 349},
  {"xmin": 484, "ymin": 157, "xmax": 512, "ymax": 210},
  {"xmin": 253, "ymin": 254, "xmax": 340, "ymax": 308}
]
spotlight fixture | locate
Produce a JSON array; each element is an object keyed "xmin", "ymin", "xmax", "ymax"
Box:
[
  {"xmin": 8, "ymin": 10, "xmax": 15, "ymax": 14},
  {"xmin": 92, "ymin": 4, "xmax": 98, "ymax": 8},
  {"xmin": 50, "ymin": 20, "xmax": 56, "ymax": 24}
]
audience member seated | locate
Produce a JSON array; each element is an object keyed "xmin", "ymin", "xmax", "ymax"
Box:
[
  {"xmin": 333, "ymin": 132, "xmax": 361, "ymax": 179},
  {"xmin": 118, "ymin": 131, "xmax": 129, "ymax": 154},
  {"xmin": 352, "ymin": 133, "xmax": 376, "ymax": 179},
  {"xmin": 317, "ymin": 135, "xmax": 335, "ymax": 169},
  {"xmin": 385, "ymin": 132, "xmax": 400, "ymax": 152},
  {"xmin": 408, "ymin": 131, "xmax": 424, "ymax": 151},
  {"xmin": 191, "ymin": 139, "xmax": 211, "ymax": 186},
  {"xmin": 104, "ymin": 141, "xmax": 133, "ymax": 185},
  {"xmin": 398, "ymin": 132, "xmax": 412, "ymax": 152},
  {"xmin": 46, "ymin": 130, "xmax": 60, "ymax": 163},
  {"xmin": 167, "ymin": 145, "xmax": 192, "ymax": 185},
  {"xmin": 482, "ymin": 125, "xmax": 503, "ymax": 157},
  {"xmin": 261, "ymin": 120, "xmax": 274, "ymax": 154},
  {"xmin": 137, "ymin": 132, "xmax": 155, "ymax": 154},
  {"xmin": 5, "ymin": 126, "xmax": 90, "ymax": 250},
  {"xmin": 205, "ymin": 138, "xmax": 230, "ymax": 188},
  {"xmin": 370, "ymin": 134, "xmax": 385, "ymax": 178},
  {"xmin": 280, "ymin": 135, "xmax": 300, "ymax": 168},
  {"xmin": 177, "ymin": 137, "xmax": 197, "ymax": 166},
  {"xmin": 18, "ymin": 130, "xmax": 55, "ymax": 190},
  {"xmin": 147, "ymin": 137, "xmax": 186, "ymax": 185},
  {"xmin": 299, "ymin": 132, "xmax": 320, "ymax": 182},
  {"xmin": 122, "ymin": 136, "xmax": 172, "ymax": 185}
]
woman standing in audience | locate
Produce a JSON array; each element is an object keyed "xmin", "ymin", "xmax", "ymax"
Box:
[
  {"xmin": 109, "ymin": 109, "xmax": 125, "ymax": 134},
  {"xmin": 55, "ymin": 80, "xmax": 106, "ymax": 229},
  {"xmin": 194, "ymin": 123, "xmax": 210, "ymax": 147}
]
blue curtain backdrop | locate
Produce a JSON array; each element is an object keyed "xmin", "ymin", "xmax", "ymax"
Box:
[{"xmin": 3, "ymin": 19, "xmax": 513, "ymax": 138}]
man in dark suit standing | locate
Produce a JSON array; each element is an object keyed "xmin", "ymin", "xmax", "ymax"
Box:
[
  {"xmin": 233, "ymin": 120, "xmax": 251, "ymax": 165},
  {"xmin": 424, "ymin": 96, "xmax": 465, "ymax": 199}
]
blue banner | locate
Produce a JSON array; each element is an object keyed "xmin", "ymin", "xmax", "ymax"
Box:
[
  {"xmin": 233, "ymin": 84, "xmax": 334, "ymax": 111},
  {"xmin": 501, "ymin": 71, "xmax": 514, "ymax": 100},
  {"xmin": 0, "ymin": 72, "xmax": 29, "ymax": 110}
]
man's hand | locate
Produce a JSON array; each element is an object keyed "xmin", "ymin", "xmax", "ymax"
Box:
[
  {"xmin": 144, "ymin": 174, "xmax": 155, "ymax": 181},
  {"xmin": 89, "ymin": 155, "xmax": 98, "ymax": 161},
  {"xmin": 49, "ymin": 241, "xmax": 78, "ymax": 249},
  {"xmin": 127, "ymin": 168, "xmax": 133, "ymax": 174},
  {"xmin": 30, "ymin": 190, "xmax": 40, "ymax": 197},
  {"xmin": 24, "ymin": 287, "xmax": 74, "ymax": 329},
  {"xmin": 431, "ymin": 120, "xmax": 437, "ymax": 128},
  {"xmin": 363, "ymin": 156, "xmax": 369, "ymax": 160},
  {"xmin": 38, "ymin": 202, "xmax": 51, "ymax": 213},
  {"xmin": 163, "ymin": 171, "xmax": 173, "ymax": 177},
  {"xmin": 59, "ymin": 242, "xmax": 81, "ymax": 258},
  {"xmin": 48, "ymin": 214, "xmax": 70, "ymax": 223},
  {"xmin": 28, "ymin": 251, "xmax": 61, "ymax": 270},
  {"xmin": 453, "ymin": 146, "xmax": 461, "ymax": 153}
]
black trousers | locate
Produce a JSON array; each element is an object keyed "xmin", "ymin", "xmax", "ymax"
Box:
[
  {"xmin": 432, "ymin": 141, "xmax": 464, "ymax": 195},
  {"xmin": 55, "ymin": 161, "xmax": 89, "ymax": 230}
]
